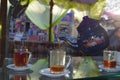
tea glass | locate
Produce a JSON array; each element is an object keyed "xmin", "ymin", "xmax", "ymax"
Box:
[
  {"xmin": 50, "ymin": 49, "xmax": 72, "ymax": 74},
  {"xmin": 13, "ymin": 48, "xmax": 32, "ymax": 68},
  {"xmin": 103, "ymin": 50, "xmax": 117, "ymax": 68}
]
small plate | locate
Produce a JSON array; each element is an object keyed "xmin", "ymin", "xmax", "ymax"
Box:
[
  {"xmin": 7, "ymin": 64, "xmax": 32, "ymax": 71},
  {"xmin": 99, "ymin": 65, "xmax": 120, "ymax": 72},
  {"xmin": 39, "ymin": 68, "xmax": 70, "ymax": 77}
]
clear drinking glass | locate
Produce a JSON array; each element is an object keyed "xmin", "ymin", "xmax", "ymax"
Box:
[
  {"xmin": 50, "ymin": 49, "xmax": 71, "ymax": 74},
  {"xmin": 13, "ymin": 48, "xmax": 32, "ymax": 67},
  {"xmin": 103, "ymin": 50, "xmax": 116, "ymax": 68}
]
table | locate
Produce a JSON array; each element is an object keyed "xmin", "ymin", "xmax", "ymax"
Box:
[{"xmin": 1, "ymin": 56, "xmax": 120, "ymax": 80}]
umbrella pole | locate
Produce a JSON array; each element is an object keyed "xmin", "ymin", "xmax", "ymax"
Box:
[{"xmin": 49, "ymin": 0, "xmax": 54, "ymax": 43}]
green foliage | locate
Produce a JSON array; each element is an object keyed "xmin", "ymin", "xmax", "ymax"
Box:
[
  {"xmin": 37, "ymin": 0, "xmax": 90, "ymax": 11},
  {"xmin": 38, "ymin": 0, "xmax": 49, "ymax": 5},
  {"xmin": 74, "ymin": 57, "xmax": 99, "ymax": 78},
  {"xmin": 30, "ymin": 59, "xmax": 48, "ymax": 79},
  {"xmin": 89, "ymin": 0, "xmax": 107, "ymax": 20},
  {"xmin": 20, "ymin": 0, "xmax": 34, "ymax": 5},
  {"xmin": 25, "ymin": 0, "xmax": 107, "ymax": 42},
  {"xmin": 25, "ymin": 0, "xmax": 69, "ymax": 42},
  {"xmin": 54, "ymin": 0, "xmax": 89, "ymax": 11}
]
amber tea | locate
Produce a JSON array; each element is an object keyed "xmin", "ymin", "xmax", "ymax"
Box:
[
  {"xmin": 50, "ymin": 65, "xmax": 65, "ymax": 74},
  {"xmin": 103, "ymin": 50, "xmax": 116, "ymax": 68},
  {"xmin": 104, "ymin": 60, "xmax": 116, "ymax": 68},
  {"xmin": 14, "ymin": 52, "xmax": 28, "ymax": 67},
  {"xmin": 13, "ymin": 49, "xmax": 31, "ymax": 67}
]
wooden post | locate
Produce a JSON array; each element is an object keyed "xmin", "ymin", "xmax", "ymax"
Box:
[{"xmin": 0, "ymin": 0, "xmax": 7, "ymax": 66}]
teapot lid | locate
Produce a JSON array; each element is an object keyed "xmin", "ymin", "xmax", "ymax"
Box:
[{"xmin": 77, "ymin": 16, "xmax": 99, "ymax": 33}]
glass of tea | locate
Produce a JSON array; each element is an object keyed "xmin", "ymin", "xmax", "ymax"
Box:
[
  {"xmin": 103, "ymin": 50, "xmax": 117, "ymax": 68},
  {"xmin": 50, "ymin": 49, "xmax": 71, "ymax": 74},
  {"xmin": 13, "ymin": 47, "xmax": 32, "ymax": 68}
]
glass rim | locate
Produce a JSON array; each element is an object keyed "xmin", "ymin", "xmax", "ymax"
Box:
[
  {"xmin": 103, "ymin": 50, "xmax": 117, "ymax": 53},
  {"xmin": 14, "ymin": 48, "xmax": 29, "ymax": 52}
]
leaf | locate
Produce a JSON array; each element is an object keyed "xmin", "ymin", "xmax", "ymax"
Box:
[
  {"xmin": 52, "ymin": 9, "xmax": 69, "ymax": 28},
  {"xmin": 89, "ymin": 0, "xmax": 107, "ymax": 20},
  {"xmin": 25, "ymin": 0, "xmax": 68, "ymax": 30},
  {"xmin": 25, "ymin": 0, "xmax": 49, "ymax": 30},
  {"xmin": 38, "ymin": 0, "xmax": 49, "ymax": 5},
  {"xmin": 51, "ymin": 9, "xmax": 69, "ymax": 42},
  {"xmin": 20, "ymin": 0, "xmax": 34, "ymax": 5},
  {"xmin": 54, "ymin": 0, "xmax": 90, "ymax": 11},
  {"xmin": 25, "ymin": 0, "xmax": 69, "ymax": 41},
  {"xmin": 25, "ymin": 0, "xmax": 107, "ymax": 42},
  {"xmin": 74, "ymin": 57, "xmax": 99, "ymax": 78},
  {"xmin": 30, "ymin": 59, "xmax": 48, "ymax": 79}
]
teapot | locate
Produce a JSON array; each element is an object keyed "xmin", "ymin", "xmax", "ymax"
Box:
[{"xmin": 64, "ymin": 16, "xmax": 109, "ymax": 55}]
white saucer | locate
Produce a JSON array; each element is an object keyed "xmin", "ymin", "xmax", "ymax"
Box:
[
  {"xmin": 99, "ymin": 65, "xmax": 120, "ymax": 72},
  {"xmin": 7, "ymin": 64, "xmax": 32, "ymax": 71},
  {"xmin": 39, "ymin": 68, "xmax": 70, "ymax": 77}
]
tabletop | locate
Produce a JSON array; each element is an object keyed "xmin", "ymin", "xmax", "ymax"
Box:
[{"xmin": 1, "ymin": 56, "xmax": 120, "ymax": 80}]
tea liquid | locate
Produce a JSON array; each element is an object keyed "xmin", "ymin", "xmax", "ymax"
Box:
[
  {"xmin": 14, "ymin": 52, "xmax": 28, "ymax": 67},
  {"xmin": 104, "ymin": 60, "xmax": 116, "ymax": 68},
  {"xmin": 50, "ymin": 65, "xmax": 64, "ymax": 73}
]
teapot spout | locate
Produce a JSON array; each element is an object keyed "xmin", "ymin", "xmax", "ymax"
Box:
[{"xmin": 64, "ymin": 38, "xmax": 80, "ymax": 51}]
